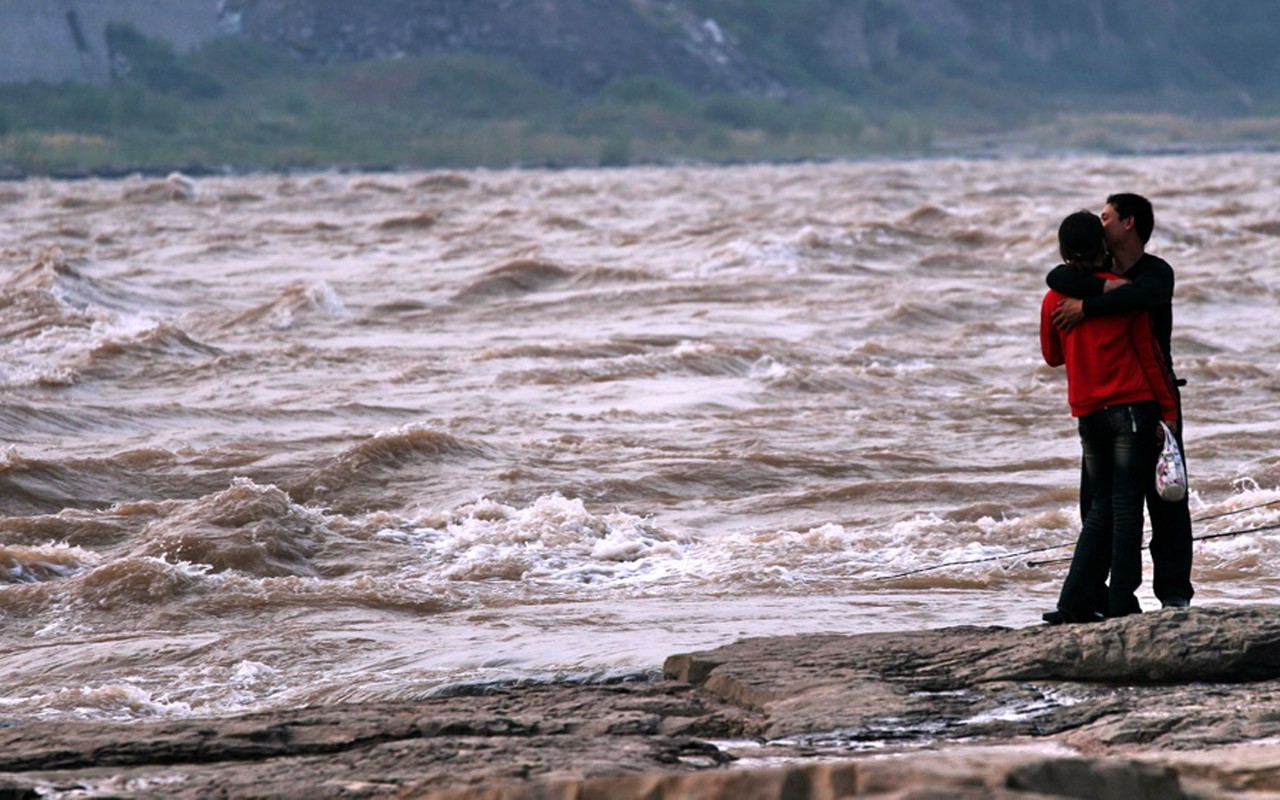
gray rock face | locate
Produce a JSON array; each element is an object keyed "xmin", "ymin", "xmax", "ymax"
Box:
[
  {"xmin": 223, "ymin": 0, "xmax": 787, "ymax": 96},
  {"xmin": 0, "ymin": 0, "xmax": 226, "ymax": 85},
  {"xmin": 665, "ymin": 605, "xmax": 1280, "ymax": 742},
  {"xmin": 4, "ymin": 606, "xmax": 1280, "ymax": 798},
  {"xmin": 415, "ymin": 751, "xmax": 1196, "ymax": 800}
]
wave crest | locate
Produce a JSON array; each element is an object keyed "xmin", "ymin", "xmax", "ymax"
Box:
[
  {"xmin": 85, "ymin": 320, "xmax": 223, "ymax": 369},
  {"xmin": 289, "ymin": 424, "xmax": 482, "ymax": 507},
  {"xmin": 136, "ymin": 479, "xmax": 331, "ymax": 578},
  {"xmin": 452, "ymin": 259, "xmax": 573, "ymax": 302},
  {"xmin": 0, "ymin": 543, "xmax": 95, "ymax": 584},
  {"xmin": 71, "ymin": 557, "xmax": 205, "ymax": 609},
  {"xmin": 221, "ymin": 281, "xmax": 348, "ymax": 330}
]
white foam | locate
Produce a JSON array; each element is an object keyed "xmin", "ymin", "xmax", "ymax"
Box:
[
  {"xmin": 0, "ymin": 682, "xmax": 192, "ymax": 721},
  {"xmin": 384, "ymin": 494, "xmax": 690, "ymax": 588}
]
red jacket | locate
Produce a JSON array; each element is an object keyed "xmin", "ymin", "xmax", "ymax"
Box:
[{"xmin": 1041, "ymin": 274, "xmax": 1178, "ymax": 421}]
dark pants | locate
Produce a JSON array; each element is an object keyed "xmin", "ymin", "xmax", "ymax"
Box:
[
  {"xmin": 1075, "ymin": 388, "xmax": 1195, "ymax": 605},
  {"xmin": 1058, "ymin": 402, "xmax": 1162, "ymax": 618}
]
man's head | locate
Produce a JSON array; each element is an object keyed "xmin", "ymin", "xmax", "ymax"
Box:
[
  {"xmin": 1102, "ymin": 192, "xmax": 1154, "ymax": 246},
  {"xmin": 1058, "ymin": 210, "xmax": 1106, "ymax": 268}
]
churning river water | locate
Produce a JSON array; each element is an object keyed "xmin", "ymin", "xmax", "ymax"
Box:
[{"xmin": 2, "ymin": 152, "xmax": 1279, "ymax": 722}]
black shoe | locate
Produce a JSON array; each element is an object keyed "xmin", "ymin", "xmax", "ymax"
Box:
[
  {"xmin": 1161, "ymin": 597, "xmax": 1190, "ymax": 609},
  {"xmin": 1042, "ymin": 609, "xmax": 1105, "ymax": 625}
]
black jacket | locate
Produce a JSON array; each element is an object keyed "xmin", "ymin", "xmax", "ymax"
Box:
[{"xmin": 1045, "ymin": 253, "xmax": 1176, "ymax": 377}]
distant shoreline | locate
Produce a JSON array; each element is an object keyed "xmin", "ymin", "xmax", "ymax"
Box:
[{"xmin": 6, "ymin": 137, "xmax": 1280, "ymax": 183}]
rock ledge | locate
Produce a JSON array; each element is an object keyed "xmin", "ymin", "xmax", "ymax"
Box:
[{"xmin": 4, "ymin": 606, "xmax": 1280, "ymax": 798}]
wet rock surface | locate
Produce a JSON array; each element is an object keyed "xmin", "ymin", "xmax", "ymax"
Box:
[
  {"xmin": 5, "ymin": 606, "xmax": 1280, "ymax": 798},
  {"xmin": 665, "ymin": 604, "xmax": 1280, "ymax": 746}
]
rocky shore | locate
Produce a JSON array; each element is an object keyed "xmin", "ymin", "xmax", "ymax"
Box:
[{"xmin": 4, "ymin": 605, "xmax": 1280, "ymax": 798}]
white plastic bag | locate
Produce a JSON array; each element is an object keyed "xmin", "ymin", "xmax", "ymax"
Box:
[{"xmin": 1155, "ymin": 422, "xmax": 1187, "ymax": 502}]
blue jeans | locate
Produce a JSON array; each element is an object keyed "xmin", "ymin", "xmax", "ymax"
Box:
[
  {"xmin": 1074, "ymin": 386, "xmax": 1194, "ymax": 604},
  {"xmin": 1057, "ymin": 402, "xmax": 1161, "ymax": 618}
]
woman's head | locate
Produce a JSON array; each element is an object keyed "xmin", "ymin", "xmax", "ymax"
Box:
[{"xmin": 1058, "ymin": 210, "xmax": 1106, "ymax": 269}]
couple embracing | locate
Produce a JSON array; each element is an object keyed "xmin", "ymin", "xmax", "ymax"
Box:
[{"xmin": 1039, "ymin": 194, "xmax": 1194, "ymax": 624}]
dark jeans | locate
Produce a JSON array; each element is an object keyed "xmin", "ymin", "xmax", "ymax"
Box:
[
  {"xmin": 1058, "ymin": 402, "xmax": 1162, "ymax": 618},
  {"xmin": 1075, "ymin": 387, "xmax": 1195, "ymax": 605}
]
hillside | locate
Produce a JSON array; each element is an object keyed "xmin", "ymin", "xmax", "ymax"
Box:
[
  {"xmin": 3, "ymin": 0, "xmax": 1280, "ymax": 176},
  {"xmin": 223, "ymin": 0, "xmax": 786, "ymax": 97},
  {"xmin": 223, "ymin": 0, "xmax": 1280, "ymax": 114}
]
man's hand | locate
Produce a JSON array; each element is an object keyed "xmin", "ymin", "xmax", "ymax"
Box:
[{"xmin": 1052, "ymin": 298, "xmax": 1085, "ymax": 332}]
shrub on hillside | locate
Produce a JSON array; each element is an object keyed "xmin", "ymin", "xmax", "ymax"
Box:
[{"xmin": 105, "ymin": 23, "xmax": 224, "ymax": 99}]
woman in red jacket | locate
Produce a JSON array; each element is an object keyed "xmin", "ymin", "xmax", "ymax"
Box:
[{"xmin": 1040, "ymin": 210, "xmax": 1179, "ymax": 623}]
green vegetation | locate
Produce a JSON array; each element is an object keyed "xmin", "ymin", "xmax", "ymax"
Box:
[
  {"xmin": 2, "ymin": 13, "xmax": 1279, "ymax": 178},
  {"xmin": 105, "ymin": 22, "xmax": 224, "ymax": 100},
  {"xmin": 0, "ymin": 27, "xmax": 931, "ymax": 176}
]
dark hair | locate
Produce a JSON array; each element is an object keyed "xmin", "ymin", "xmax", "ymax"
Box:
[
  {"xmin": 1106, "ymin": 192, "xmax": 1154, "ymax": 244},
  {"xmin": 1058, "ymin": 210, "xmax": 1106, "ymax": 267}
]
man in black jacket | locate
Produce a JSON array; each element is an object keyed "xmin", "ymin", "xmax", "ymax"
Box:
[{"xmin": 1046, "ymin": 192, "xmax": 1194, "ymax": 610}]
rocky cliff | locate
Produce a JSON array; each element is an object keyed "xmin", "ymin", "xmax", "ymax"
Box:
[
  {"xmin": 5, "ymin": 0, "xmax": 1280, "ymax": 115},
  {"xmin": 218, "ymin": 0, "xmax": 1280, "ymax": 111},
  {"xmin": 221, "ymin": 0, "xmax": 786, "ymax": 96},
  {"xmin": 0, "ymin": 0, "xmax": 226, "ymax": 85}
]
